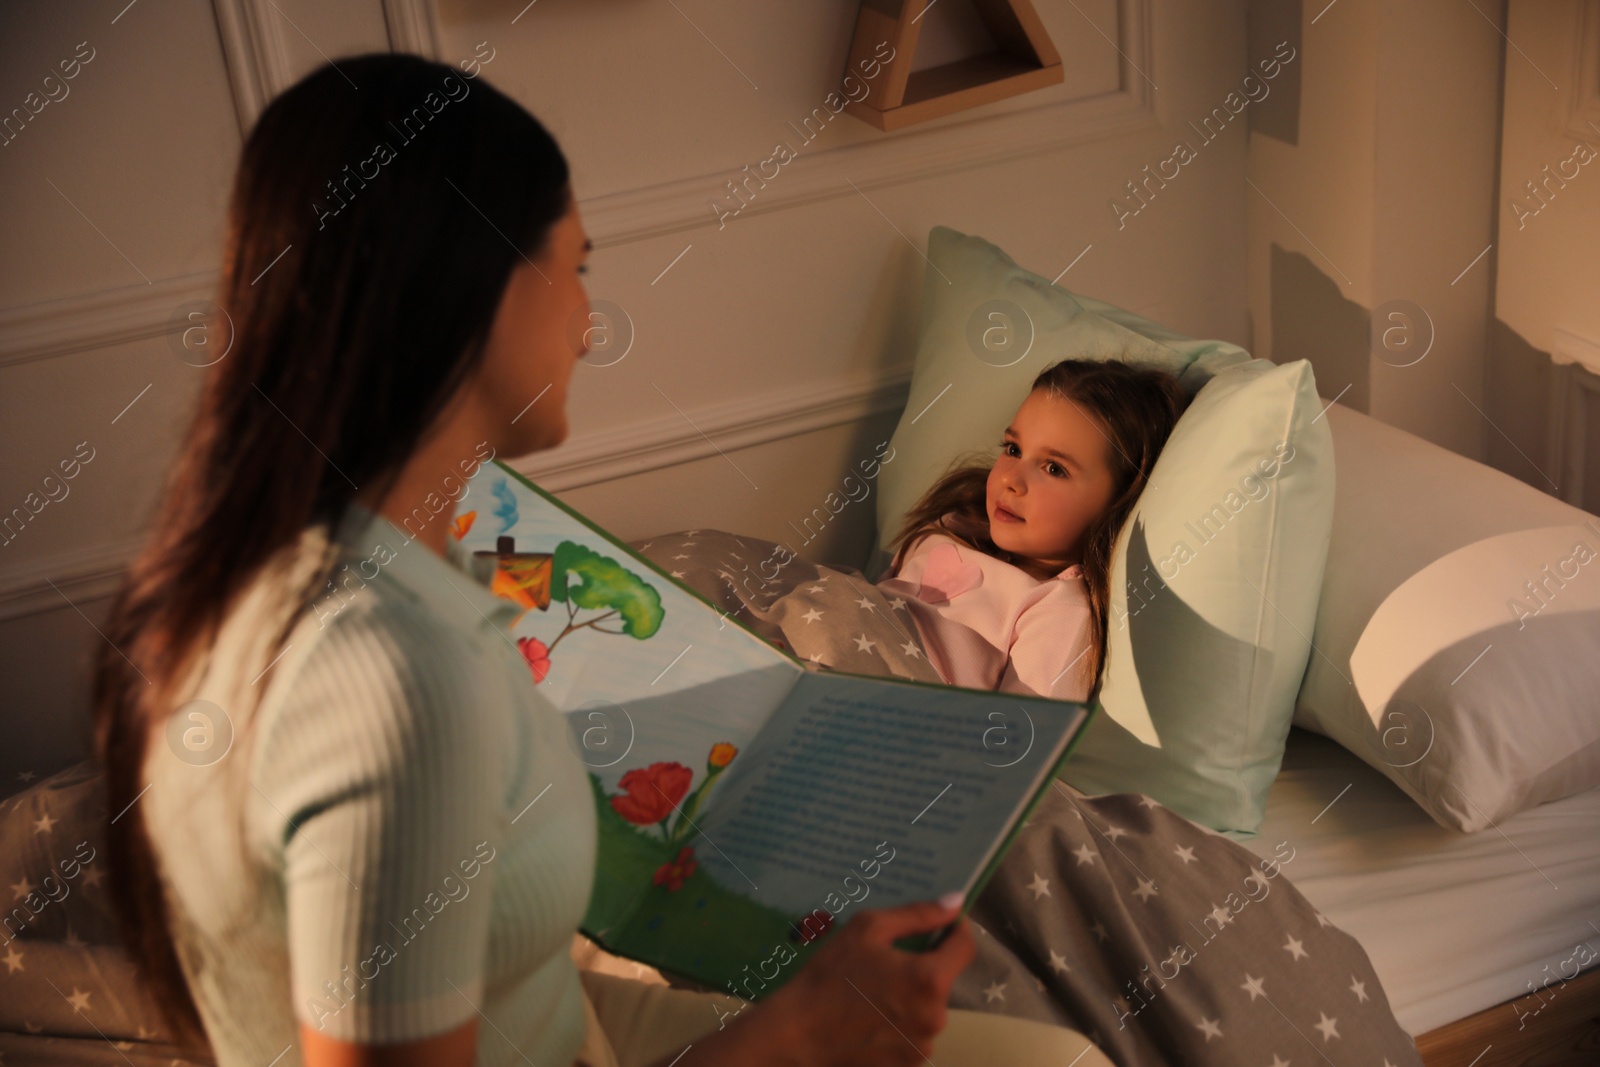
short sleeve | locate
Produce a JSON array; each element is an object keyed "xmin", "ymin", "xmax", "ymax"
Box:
[
  {"xmin": 253, "ymin": 608, "xmax": 509, "ymax": 1044},
  {"xmin": 1001, "ymin": 582, "xmax": 1097, "ymax": 702}
]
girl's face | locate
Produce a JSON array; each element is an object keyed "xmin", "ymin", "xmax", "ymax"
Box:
[
  {"xmin": 986, "ymin": 387, "xmax": 1118, "ymax": 571},
  {"xmin": 474, "ymin": 196, "xmax": 593, "ymax": 458}
]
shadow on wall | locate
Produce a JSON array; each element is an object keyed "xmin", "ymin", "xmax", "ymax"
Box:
[
  {"xmin": 1486, "ymin": 316, "xmax": 1557, "ymax": 493},
  {"xmin": 1269, "ymin": 241, "xmax": 1568, "ymax": 498},
  {"xmin": 1247, "ymin": 0, "xmax": 1301, "ymax": 146},
  {"xmin": 1269, "ymin": 242, "xmax": 1370, "ymax": 412}
]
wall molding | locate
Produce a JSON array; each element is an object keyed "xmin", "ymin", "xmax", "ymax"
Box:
[
  {"xmin": 582, "ymin": 0, "xmax": 1155, "ymax": 246},
  {"xmin": 1562, "ymin": 0, "xmax": 1600, "ymax": 144},
  {"xmin": 0, "ymin": 0, "xmax": 1157, "ymax": 618},
  {"xmin": 210, "ymin": 0, "xmax": 296, "ymax": 136},
  {"xmin": 0, "ymin": 365, "xmax": 913, "ymax": 621},
  {"xmin": 1548, "ymin": 325, "xmax": 1600, "ymax": 509},
  {"xmin": 0, "ymin": 270, "xmax": 218, "ymax": 369},
  {"xmin": 383, "ymin": 0, "xmax": 444, "ymax": 59}
]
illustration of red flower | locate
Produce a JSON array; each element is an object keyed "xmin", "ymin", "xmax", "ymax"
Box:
[
  {"xmin": 708, "ymin": 742, "xmax": 738, "ymax": 769},
  {"xmin": 790, "ymin": 908, "xmax": 834, "ymax": 943},
  {"xmin": 609, "ymin": 762, "xmax": 694, "ymax": 826},
  {"xmin": 517, "ymin": 636, "xmax": 551, "ymax": 683},
  {"xmin": 653, "ymin": 846, "xmax": 698, "ymax": 892}
]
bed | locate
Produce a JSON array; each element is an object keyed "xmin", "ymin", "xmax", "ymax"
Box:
[
  {"xmin": 1244, "ymin": 726, "xmax": 1600, "ymax": 1065},
  {"xmin": 6, "ymin": 228, "xmax": 1597, "ymax": 1064}
]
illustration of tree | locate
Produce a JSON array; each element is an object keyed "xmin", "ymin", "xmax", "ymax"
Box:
[{"xmin": 544, "ymin": 540, "xmax": 665, "ymax": 651}]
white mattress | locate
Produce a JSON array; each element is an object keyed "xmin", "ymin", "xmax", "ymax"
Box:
[{"xmin": 1237, "ymin": 727, "xmax": 1600, "ymax": 1037}]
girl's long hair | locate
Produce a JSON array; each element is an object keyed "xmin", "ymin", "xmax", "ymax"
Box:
[
  {"xmin": 89, "ymin": 53, "xmax": 572, "ymax": 1046},
  {"xmin": 885, "ymin": 358, "xmax": 1188, "ymax": 695}
]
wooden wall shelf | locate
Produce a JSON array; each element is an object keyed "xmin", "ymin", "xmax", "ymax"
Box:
[{"xmin": 843, "ymin": 0, "xmax": 1064, "ymax": 132}]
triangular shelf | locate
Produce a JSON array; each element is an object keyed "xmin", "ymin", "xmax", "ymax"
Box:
[{"xmin": 843, "ymin": 0, "xmax": 1064, "ymax": 131}]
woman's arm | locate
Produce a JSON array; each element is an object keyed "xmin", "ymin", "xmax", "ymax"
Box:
[
  {"xmin": 298, "ymin": 899, "xmax": 972, "ymax": 1067},
  {"xmin": 300, "ymin": 1018, "xmax": 476, "ymax": 1067},
  {"xmin": 643, "ymin": 899, "xmax": 976, "ymax": 1067}
]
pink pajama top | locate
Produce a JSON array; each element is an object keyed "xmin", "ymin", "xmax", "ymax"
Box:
[{"xmin": 877, "ymin": 526, "xmax": 1096, "ymax": 703}]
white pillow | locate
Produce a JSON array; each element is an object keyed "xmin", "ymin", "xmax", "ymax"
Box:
[{"xmin": 1294, "ymin": 402, "xmax": 1600, "ymax": 831}]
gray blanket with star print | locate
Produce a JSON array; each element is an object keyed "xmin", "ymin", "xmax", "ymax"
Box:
[{"xmin": 628, "ymin": 529, "xmax": 1424, "ymax": 1067}]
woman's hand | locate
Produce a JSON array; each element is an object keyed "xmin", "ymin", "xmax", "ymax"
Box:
[{"xmin": 669, "ymin": 896, "xmax": 975, "ymax": 1066}]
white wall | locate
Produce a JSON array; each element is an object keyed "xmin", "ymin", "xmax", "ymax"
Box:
[
  {"xmin": 1244, "ymin": 0, "xmax": 1504, "ymax": 460},
  {"xmin": 0, "ymin": 0, "xmax": 1252, "ymax": 787},
  {"xmin": 1489, "ymin": 0, "xmax": 1600, "ymax": 504}
]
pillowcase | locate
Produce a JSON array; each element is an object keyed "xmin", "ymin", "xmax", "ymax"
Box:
[
  {"xmin": 1294, "ymin": 402, "xmax": 1600, "ymax": 831},
  {"xmin": 872, "ymin": 225, "xmax": 1335, "ymax": 837},
  {"xmin": 1060, "ymin": 358, "xmax": 1334, "ymax": 837},
  {"xmin": 870, "ymin": 225, "xmax": 1252, "ymax": 578}
]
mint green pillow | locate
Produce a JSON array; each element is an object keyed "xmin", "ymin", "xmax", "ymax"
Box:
[{"xmin": 872, "ymin": 226, "xmax": 1334, "ymax": 837}]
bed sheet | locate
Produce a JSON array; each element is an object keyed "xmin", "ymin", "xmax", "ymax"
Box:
[{"xmin": 1239, "ymin": 726, "xmax": 1600, "ymax": 1036}]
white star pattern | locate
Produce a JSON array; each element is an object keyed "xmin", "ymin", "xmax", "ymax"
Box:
[
  {"xmin": 32, "ymin": 811, "xmax": 55, "ymax": 835},
  {"xmin": 671, "ymin": 570, "xmax": 686, "ymax": 579},
  {"xmin": 1072, "ymin": 843, "xmax": 1097, "ymax": 866},
  {"xmin": 983, "ymin": 981, "xmax": 1006, "ymax": 1003},
  {"xmin": 807, "ymin": 653, "xmax": 827, "ymax": 668},
  {"xmin": 1102, "ymin": 824, "xmax": 1129, "ymax": 841},
  {"xmin": 66, "ymin": 987, "xmax": 91, "ymax": 1013},
  {"xmin": 1208, "ymin": 904, "xmax": 1234, "ymax": 929},
  {"xmin": 1047, "ymin": 948, "xmax": 1070, "ymax": 975},
  {"xmin": 17, "ymin": 771, "xmax": 37, "ymax": 783},
  {"xmin": 899, "ymin": 641, "xmax": 923, "ymax": 659},
  {"xmin": 854, "ymin": 595, "xmax": 875, "ymax": 610},
  {"xmin": 1133, "ymin": 877, "xmax": 1159, "ymax": 902},
  {"xmin": 1349, "ymin": 976, "xmax": 1369, "ymax": 1003},
  {"xmin": 1314, "ymin": 910, "xmax": 1331, "ymax": 927},
  {"xmin": 1240, "ymin": 974, "xmax": 1266, "ymax": 1001},
  {"xmin": 1267, "ymin": 1056, "xmax": 1289, "ymax": 1067},
  {"xmin": 852, "ymin": 634, "xmax": 877, "ymax": 654},
  {"xmin": 10, "ymin": 876, "xmax": 32, "ymax": 902},
  {"xmin": 801, "ymin": 608, "xmax": 823, "ymax": 624},
  {"xmin": 1195, "ymin": 1016, "xmax": 1222, "ymax": 1041},
  {"xmin": 1284, "ymin": 935, "xmax": 1308, "ymax": 961},
  {"xmin": 2, "ymin": 945, "xmax": 22, "ymax": 973},
  {"xmin": 1026, "ymin": 872, "xmax": 1050, "ymax": 899},
  {"xmin": 1136, "ymin": 794, "xmax": 1159, "ymax": 808},
  {"xmin": 888, "ymin": 596, "xmax": 907, "ymax": 611},
  {"xmin": 1090, "ymin": 920, "xmax": 1109, "ymax": 944},
  {"xmin": 808, "ymin": 584, "xmax": 827, "ymax": 594},
  {"xmin": 1173, "ymin": 844, "xmax": 1197, "ymax": 865},
  {"xmin": 1313, "ymin": 1011, "xmax": 1339, "ymax": 1041},
  {"xmin": 81, "ymin": 864, "xmax": 104, "ymax": 890}
]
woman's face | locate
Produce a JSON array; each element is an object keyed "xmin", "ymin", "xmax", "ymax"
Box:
[
  {"xmin": 986, "ymin": 387, "xmax": 1118, "ymax": 570},
  {"xmin": 474, "ymin": 197, "xmax": 593, "ymax": 458}
]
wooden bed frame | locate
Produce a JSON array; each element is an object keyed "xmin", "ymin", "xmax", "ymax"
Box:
[{"xmin": 1414, "ymin": 964, "xmax": 1600, "ymax": 1066}]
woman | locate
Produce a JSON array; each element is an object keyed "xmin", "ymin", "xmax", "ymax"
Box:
[{"xmin": 91, "ymin": 54, "xmax": 1109, "ymax": 1067}]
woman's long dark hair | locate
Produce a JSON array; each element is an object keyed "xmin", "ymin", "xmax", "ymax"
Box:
[
  {"xmin": 89, "ymin": 53, "xmax": 573, "ymax": 1046},
  {"xmin": 885, "ymin": 358, "xmax": 1188, "ymax": 696}
]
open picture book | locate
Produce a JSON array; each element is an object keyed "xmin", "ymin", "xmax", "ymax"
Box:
[{"xmin": 447, "ymin": 459, "xmax": 1099, "ymax": 999}]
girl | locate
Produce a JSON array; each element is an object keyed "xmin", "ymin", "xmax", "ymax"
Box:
[{"xmin": 878, "ymin": 358, "xmax": 1187, "ymax": 703}]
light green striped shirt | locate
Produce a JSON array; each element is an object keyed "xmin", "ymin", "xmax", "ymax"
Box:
[{"xmin": 143, "ymin": 500, "xmax": 597, "ymax": 1066}]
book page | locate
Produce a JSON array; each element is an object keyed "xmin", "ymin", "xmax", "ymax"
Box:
[
  {"xmin": 451, "ymin": 462, "xmax": 799, "ymax": 767},
  {"xmin": 687, "ymin": 670, "xmax": 1087, "ymax": 927},
  {"xmin": 582, "ymin": 673, "xmax": 1088, "ymax": 996},
  {"xmin": 450, "ymin": 463, "xmax": 806, "ymax": 935}
]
